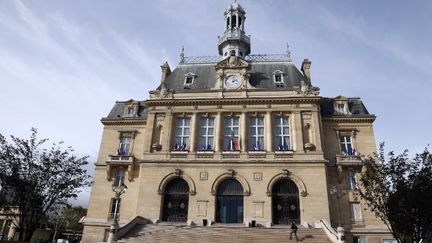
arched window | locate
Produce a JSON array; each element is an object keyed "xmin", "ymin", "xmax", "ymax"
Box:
[{"xmin": 231, "ymin": 15, "xmax": 237, "ymax": 28}]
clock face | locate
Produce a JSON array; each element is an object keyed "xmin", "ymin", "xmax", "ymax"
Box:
[{"xmin": 225, "ymin": 75, "xmax": 241, "ymax": 89}]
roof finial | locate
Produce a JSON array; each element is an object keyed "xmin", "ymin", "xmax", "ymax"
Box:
[
  {"xmin": 286, "ymin": 43, "xmax": 292, "ymax": 61},
  {"xmin": 180, "ymin": 46, "xmax": 185, "ymax": 63}
]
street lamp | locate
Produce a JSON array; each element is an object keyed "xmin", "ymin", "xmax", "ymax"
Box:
[
  {"xmin": 329, "ymin": 185, "xmax": 345, "ymax": 228},
  {"xmin": 107, "ymin": 183, "xmax": 127, "ymax": 243}
]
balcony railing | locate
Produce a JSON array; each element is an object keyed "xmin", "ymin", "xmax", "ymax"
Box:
[
  {"xmin": 336, "ymin": 154, "xmax": 363, "ymax": 167},
  {"xmin": 218, "ymin": 29, "xmax": 250, "ymax": 45},
  {"xmin": 107, "ymin": 154, "xmax": 134, "ymax": 165}
]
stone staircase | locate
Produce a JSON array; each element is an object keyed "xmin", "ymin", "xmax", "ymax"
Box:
[{"xmin": 119, "ymin": 223, "xmax": 332, "ymax": 243}]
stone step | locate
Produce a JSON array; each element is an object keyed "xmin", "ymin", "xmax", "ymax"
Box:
[{"xmin": 119, "ymin": 223, "xmax": 331, "ymax": 243}]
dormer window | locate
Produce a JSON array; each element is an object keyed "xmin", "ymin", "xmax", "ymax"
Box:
[
  {"xmin": 184, "ymin": 72, "xmax": 196, "ymax": 88},
  {"xmin": 272, "ymin": 70, "xmax": 285, "ymax": 87},
  {"xmin": 333, "ymin": 96, "xmax": 351, "ymax": 115},
  {"xmin": 337, "ymin": 104, "xmax": 345, "ymax": 114},
  {"xmin": 126, "ymin": 107, "xmax": 135, "ymax": 117},
  {"xmin": 123, "ymin": 100, "xmax": 140, "ymax": 118}
]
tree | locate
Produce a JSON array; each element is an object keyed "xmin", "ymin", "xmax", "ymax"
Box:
[
  {"xmin": 0, "ymin": 128, "xmax": 91, "ymax": 241},
  {"xmin": 47, "ymin": 204, "xmax": 68, "ymax": 243},
  {"xmin": 64, "ymin": 206, "xmax": 87, "ymax": 241},
  {"xmin": 359, "ymin": 143, "xmax": 432, "ymax": 243}
]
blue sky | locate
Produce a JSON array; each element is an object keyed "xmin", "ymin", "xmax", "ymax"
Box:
[{"xmin": 0, "ymin": 0, "xmax": 431, "ymax": 207}]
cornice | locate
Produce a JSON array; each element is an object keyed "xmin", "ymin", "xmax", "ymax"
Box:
[
  {"xmin": 322, "ymin": 116, "xmax": 376, "ymax": 123},
  {"xmin": 100, "ymin": 118, "xmax": 147, "ymax": 126},
  {"xmin": 146, "ymin": 96, "xmax": 322, "ymax": 107}
]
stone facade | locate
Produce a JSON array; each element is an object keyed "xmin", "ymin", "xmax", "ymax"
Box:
[{"xmin": 82, "ymin": 2, "xmax": 393, "ymax": 243}]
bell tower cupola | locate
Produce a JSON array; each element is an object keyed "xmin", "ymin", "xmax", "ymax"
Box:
[{"xmin": 218, "ymin": 1, "xmax": 251, "ymax": 58}]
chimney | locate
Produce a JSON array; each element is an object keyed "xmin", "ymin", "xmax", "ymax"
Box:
[
  {"xmin": 301, "ymin": 59, "xmax": 312, "ymax": 82},
  {"xmin": 160, "ymin": 61, "xmax": 171, "ymax": 83}
]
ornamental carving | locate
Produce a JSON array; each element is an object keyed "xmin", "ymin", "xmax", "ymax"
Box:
[
  {"xmin": 297, "ymin": 80, "xmax": 320, "ymax": 96},
  {"xmin": 156, "ymin": 83, "xmax": 172, "ymax": 99}
]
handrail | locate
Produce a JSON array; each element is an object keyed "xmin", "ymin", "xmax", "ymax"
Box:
[
  {"xmin": 116, "ymin": 216, "xmax": 152, "ymax": 239},
  {"xmin": 315, "ymin": 219, "xmax": 339, "ymax": 243}
]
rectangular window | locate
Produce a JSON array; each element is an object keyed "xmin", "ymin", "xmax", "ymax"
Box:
[
  {"xmin": 353, "ymin": 236, "xmax": 368, "ymax": 243},
  {"xmin": 185, "ymin": 76, "xmax": 194, "ymax": 84},
  {"xmin": 340, "ymin": 135, "xmax": 354, "ymax": 155},
  {"xmin": 126, "ymin": 107, "xmax": 135, "ymax": 117},
  {"xmin": 224, "ymin": 116, "xmax": 240, "ymax": 151},
  {"xmin": 337, "ymin": 104, "xmax": 345, "ymax": 114},
  {"xmin": 173, "ymin": 117, "xmax": 191, "ymax": 151},
  {"xmin": 346, "ymin": 171, "xmax": 358, "ymax": 190},
  {"xmin": 249, "ymin": 117, "xmax": 264, "ymax": 150},
  {"xmin": 350, "ymin": 203, "xmax": 363, "ymax": 223},
  {"xmin": 274, "ymin": 116, "xmax": 290, "ymax": 151},
  {"xmin": 109, "ymin": 198, "xmax": 121, "ymax": 219},
  {"xmin": 114, "ymin": 169, "xmax": 125, "ymax": 187},
  {"xmin": 118, "ymin": 134, "xmax": 132, "ymax": 155},
  {"xmin": 198, "ymin": 117, "xmax": 215, "ymax": 151}
]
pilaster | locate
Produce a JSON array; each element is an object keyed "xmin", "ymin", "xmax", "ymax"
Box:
[
  {"xmin": 215, "ymin": 112, "xmax": 223, "ymax": 152},
  {"xmin": 241, "ymin": 112, "xmax": 248, "ymax": 152},
  {"xmin": 265, "ymin": 111, "xmax": 273, "ymax": 151},
  {"xmin": 293, "ymin": 111, "xmax": 304, "ymax": 153},
  {"xmin": 143, "ymin": 112, "xmax": 155, "ymax": 153},
  {"xmin": 190, "ymin": 113, "xmax": 198, "ymax": 152}
]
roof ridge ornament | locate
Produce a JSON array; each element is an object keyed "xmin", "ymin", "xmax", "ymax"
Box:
[
  {"xmin": 286, "ymin": 43, "xmax": 292, "ymax": 62},
  {"xmin": 180, "ymin": 46, "xmax": 185, "ymax": 64}
]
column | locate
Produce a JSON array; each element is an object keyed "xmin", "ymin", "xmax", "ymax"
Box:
[
  {"xmin": 189, "ymin": 113, "xmax": 198, "ymax": 152},
  {"xmin": 240, "ymin": 112, "xmax": 248, "ymax": 152},
  {"xmin": 265, "ymin": 111, "xmax": 273, "ymax": 152},
  {"xmin": 215, "ymin": 112, "xmax": 223, "ymax": 152},
  {"xmin": 293, "ymin": 111, "xmax": 304, "ymax": 153}
]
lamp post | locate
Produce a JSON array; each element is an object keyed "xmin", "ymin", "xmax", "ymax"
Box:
[
  {"xmin": 329, "ymin": 185, "xmax": 346, "ymax": 243},
  {"xmin": 107, "ymin": 183, "xmax": 127, "ymax": 243},
  {"xmin": 329, "ymin": 185, "xmax": 345, "ymax": 227}
]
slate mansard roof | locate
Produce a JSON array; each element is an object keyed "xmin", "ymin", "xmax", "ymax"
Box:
[
  {"xmin": 320, "ymin": 97, "xmax": 373, "ymax": 117},
  {"xmin": 158, "ymin": 56, "xmax": 309, "ymax": 91},
  {"xmin": 103, "ymin": 101, "xmax": 148, "ymax": 120}
]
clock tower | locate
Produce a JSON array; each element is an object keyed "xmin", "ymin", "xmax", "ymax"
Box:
[{"xmin": 218, "ymin": 1, "xmax": 251, "ymax": 58}]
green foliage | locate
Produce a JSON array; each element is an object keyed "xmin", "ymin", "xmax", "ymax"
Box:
[
  {"xmin": 359, "ymin": 143, "xmax": 432, "ymax": 243},
  {"xmin": 64, "ymin": 206, "xmax": 87, "ymax": 239},
  {"xmin": 0, "ymin": 128, "xmax": 91, "ymax": 241}
]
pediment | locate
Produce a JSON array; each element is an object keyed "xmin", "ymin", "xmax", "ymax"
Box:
[
  {"xmin": 334, "ymin": 95, "xmax": 348, "ymax": 101},
  {"xmin": 125, "ymin": 99, "xmax": 140, "ymax": 105},
  {"xmin": 215, "ymin": 55, "xmax": 250, "ymax": 70}
]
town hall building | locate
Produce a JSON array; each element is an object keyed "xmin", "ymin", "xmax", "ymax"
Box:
[{"xmin": 82, "ymin": 2, "xmax": 393, "ymax": 242}]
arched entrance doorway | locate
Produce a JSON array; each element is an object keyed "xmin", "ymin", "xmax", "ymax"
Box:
[
  {"xmin": 161, "ymin": 178, "xmax": 189, "ymax": 222},
  {"xmin": 216, "ymin": 179, "xmax": 244, "ymax": 223},
  {"xmin": 272, "ymin": 179, "xmax": 300, "ymax": 224}
]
